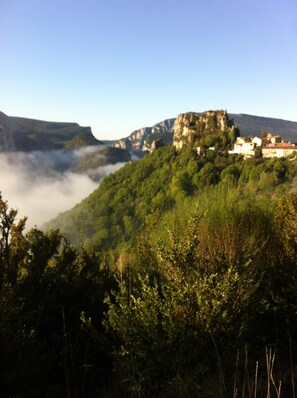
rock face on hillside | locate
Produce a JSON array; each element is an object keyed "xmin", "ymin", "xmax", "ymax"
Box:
[
  {"xmin": 114, "ymin": 118, "xmax": 175, "ymax": 156},
  {"xmin": 151, "ymin": 138, "xmax": 164, "ymax": 151},
  {"xmin": 173, "ymin": 110, "xmax": 239, "ymax": 150},
  {"xmin": 0, "ymin": 111, "xmax": 18, "ymax": 151}
]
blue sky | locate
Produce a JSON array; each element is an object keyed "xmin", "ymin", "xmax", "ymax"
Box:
[{"xmin": 0, "ymin": 0, "xmax": 296, "ymax": 140}]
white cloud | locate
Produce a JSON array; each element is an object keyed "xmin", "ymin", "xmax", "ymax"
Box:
[{"xmin": 0, "ymin": 148, "xmax": 125, "ymax": 229}]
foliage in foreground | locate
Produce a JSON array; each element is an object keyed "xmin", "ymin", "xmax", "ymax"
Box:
[
  {"xmin": 2, "ymin": 145, "xmax": 297, "ymax": 396},
  {"xmin": 0, "ymin": 193, "xmax": 117, "ymax": 397},
  {"xmin": 105, "ymin": 189, "xmax": 297, "ymax": 397}
]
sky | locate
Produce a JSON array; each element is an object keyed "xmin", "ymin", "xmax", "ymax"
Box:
[{"xmin": 0, "ymin": 0, "xmax": 297, "ymax": 140}]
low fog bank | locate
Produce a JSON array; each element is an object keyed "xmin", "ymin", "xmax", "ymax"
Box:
[{"xmin": 0, "ymin": 146, "xmax": 126, "ymax": 229}]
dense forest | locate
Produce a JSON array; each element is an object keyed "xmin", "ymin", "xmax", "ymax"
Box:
[{"xmin": 2, "ymin": 138, "xmax": 297, "ymax": 396}]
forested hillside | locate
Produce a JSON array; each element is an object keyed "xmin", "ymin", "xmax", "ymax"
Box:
[
  {"xmin": 2, "ymin": 111, "xmax": 297, "ymax": 396},
  {"xmin": 46, "ymin": 143, "xmax": 297, "ymax": 251}
]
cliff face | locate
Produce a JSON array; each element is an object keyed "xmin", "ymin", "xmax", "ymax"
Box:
[
  {"xmin": 114, "ymin": 118, "xmax": 175, "ymax": 155},
  {"xmin": 173, "ymin": 110, "xmax": 239, "ymax": 150},
  {"xmin": 0, "ymin": 111, "xmax": 17, "ymax": 151}
]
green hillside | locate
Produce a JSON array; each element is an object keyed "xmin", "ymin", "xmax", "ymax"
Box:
[
  {"xmin": 12, "ymin": 116, "xmax": 103, "ymax": 150},
  {"xmin": 3, "ymin": 111, "xmax": 297, "ymax": 396},
  {"xmin": 46, "ymin": 141, "xmax": 297, "ymax": 251},
  {"xmin": 45, "ymin": 111, "xmax": 297, "ymax": 251},
  {"xmin": 0, "ymin": 110, "xmax": 103, "ymax": 151}
]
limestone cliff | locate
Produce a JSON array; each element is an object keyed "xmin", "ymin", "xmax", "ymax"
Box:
[
  {"xmin": 0, "ymin": 111, "xmax": 19, "ymax": 151},
  {"xmin": 173, "ymin": 110, "xmax": 240, "ymax": 150},
  {"xmin": 114, "ymin": 118, "xmax": 175, "ymax": 155}
]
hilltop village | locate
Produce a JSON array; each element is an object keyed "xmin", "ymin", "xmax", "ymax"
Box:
[
  {"xmin": 229, "ymin": 133, "xmax": 297, "ymax": 158},
  {"xmin": 172, "ymin": 110, "xmax": 297, "ymax": 159},
  {"xmin": 113, "ymin": 110, "xmax": 297, "ymax": 160}
]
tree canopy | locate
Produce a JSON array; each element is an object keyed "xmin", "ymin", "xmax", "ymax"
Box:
[{"xmin": 2, "ymin": 144, "xmax": 297, "ymax": 396}]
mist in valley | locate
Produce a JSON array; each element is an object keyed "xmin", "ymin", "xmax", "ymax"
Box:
[{"xmin": 0, "ymin": 146, "xmax": 126, "ymax": 229}]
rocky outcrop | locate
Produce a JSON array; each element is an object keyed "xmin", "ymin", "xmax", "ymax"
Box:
[
  {"xmin": 0, "ymin": 125, "xmax": 16, "ymax": 152},
  {"xmin": 114, "ymin": 138, "xmax": 132, "ymax": 151},
  {"xmin": 114, "ymin": 127, "xmax": 151, "ymax": 152},
  {"xmin": 151, "ymin": 138, "xmax": 164, "ymax": 151},
  {"xmin": 114, "ymin": 118, "xmax": 175, "ymax": 155},
  {"xmin": 0, "ymin": 111, "xmax": 18, "ymax": 152},
  {"xmin": 173, "ymin": 110, "xmax": 239, "ymax": 150}
]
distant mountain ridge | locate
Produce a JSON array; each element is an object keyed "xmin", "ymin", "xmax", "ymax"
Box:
[
  {"xmin": 114, "ymin": 112, "xmax": 297, "ymax": 155},
  {"xmin": 230, "ymin": 113, "xmax": 297, "ymax": 141},
  {"xmin": 2, "ymin": 109, "xmax": 297, "ymax": 155},
  {"xmin": 114, "ymin": 118, "xmax": 175, "ymax": 156},
  {"xmin": 0, "ymin": 110, "xmax": 103, "ymax": 151}
]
